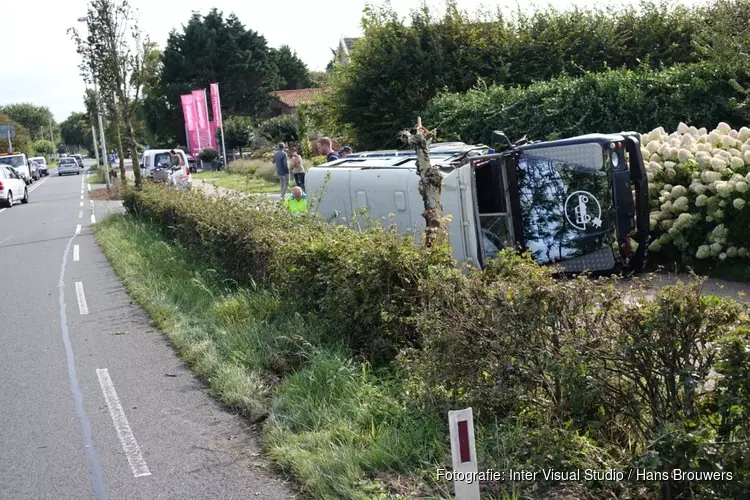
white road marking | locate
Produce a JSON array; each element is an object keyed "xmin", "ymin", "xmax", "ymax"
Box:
[
  {"xmin": 79, "ymin": 211, "xmax": 83, "ymax": 219},
  {"xmin": 74, "ymin": 245, "xmax": 80, "ymax": 262},
  {"xmin": 75, "ymin": 282, "xmax": 89, "ymax": 315},
  {"xmin": 91, "ymin": 214, "xmax": 96, "ymax": 224},
  {"xmin": 81, "ymin": 195, "xmax": 84, "ymax": 200},
  {"xmin": 87, "ymin": 184, "xmax": 91, "ymax": 192},
  {"xmin": 76, "ymin": 224, "xmax": 81, "ymax": 235},
  {"xmin": 28, "ymin": 176, "xmax": 51, "ymax": 193},
  {"xmin": 80, "ymin": 201, "xmax": 84, "ymax": 207},
  {"xmin": 96, "ymin": 369, "xmax": 152, "ymax": 478}
]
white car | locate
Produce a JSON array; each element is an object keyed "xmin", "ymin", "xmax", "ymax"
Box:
[
  {"xmin": 58, "ymin": 157, "xmax": 80, "ymax": 176},
  {"xmin": 0, "ymin": 166, "xmax": 29, "ymax": 207},
  {"xmin": 0, "ymin": 153, "xmax": 32, "ymax": 185},
  {"xmin": 29, "ymin": 157, "xmax": 49, "ymax": 176}
]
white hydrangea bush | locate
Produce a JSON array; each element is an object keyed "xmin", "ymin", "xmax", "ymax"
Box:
[{"xmin": 643, "ymin": 122, "xmax": 750, "ymax": 262}]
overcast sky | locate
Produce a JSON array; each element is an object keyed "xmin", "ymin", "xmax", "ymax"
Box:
[{"xmin": 1, "ymin": 0, "xmax": 706, "ymax": 123}]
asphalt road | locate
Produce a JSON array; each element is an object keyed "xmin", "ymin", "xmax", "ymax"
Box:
[{"xmin": 0, "ymin": 161, "xmax": 295, "ymax": 500}]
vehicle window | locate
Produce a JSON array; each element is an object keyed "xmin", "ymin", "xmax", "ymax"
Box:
[
  {"xmin": 517, "ymin": 153, "xmax": 613, "ymax": 267},
  {"xmin": 0, "ymin": 156, "xmax": 24, "ymax": 167},
  {"xmin": 0, "ymin": 167, "xmax": 6, "ymax": 179}
]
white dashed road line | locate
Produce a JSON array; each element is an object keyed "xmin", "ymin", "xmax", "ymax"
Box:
[
  {"xmin": 80, "ymin": 202, "xmax": 84, "ymax": 207},
  {"xmin": 91, "ymin": 214, "xmax": 96, "ymax": 224},
  {"xmin": 96, "ymin": 368, "xmax": 152, "ymax": 478},
  {"xmin": 79, "ymin": 211, "xmax": 83, "ymax": 219},
  {"xmin": 75, "ymin": 281, "xmax": 89, "ymax": 315},
  {"xmin": 76, "ymin": 224, "xmax": 81, "ymax": 235},
  {"xmin": 74, "ymin": 245, "xmax": 80, "ymax": 262}
]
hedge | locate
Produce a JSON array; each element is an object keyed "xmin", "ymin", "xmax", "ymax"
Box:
[
  {"xmin": 424, "ymin": 61, "xmax": 750, "ymax": 146},
  {"xmin": 123, "ymin": 185, "xmax": 750, "ymax": 497}
]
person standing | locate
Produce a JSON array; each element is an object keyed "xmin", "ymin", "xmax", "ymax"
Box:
[
  {"xmin": 317, "ymin": 137, "xmax": 339, "ymax": 162},
  {"xmin": 289, "ymin": 147, "xmax": 306, "ymax": 192},
  {"xmin": 273, "ymin": 143, "xmax": 290, "ymax": 198}
]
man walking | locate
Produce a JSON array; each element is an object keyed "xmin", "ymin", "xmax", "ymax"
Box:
[{"xmin": 273, "ymin": 143, "xmax": 290, "ymax": 198}]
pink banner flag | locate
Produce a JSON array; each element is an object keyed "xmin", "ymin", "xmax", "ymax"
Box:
[
  {"xmin": 209, "ymin": 121, "xmax": 217, "ymax": 150},
  {"xmin": 181, "ymin": 94, "xmax": 197, "ymax": 132},
  {"xmin": 192, "ymin": 89, "xmax": 210, "ymax": 149},
  {"xmin": 210, "ymin": 83, "xmax": 222, "ymax": 129},
  {"xmin": 188, "ymin": 129, "xmax": 200, "ymax": 156}
]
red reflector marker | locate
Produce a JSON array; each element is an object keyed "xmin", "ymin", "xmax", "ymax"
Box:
[{"xmin": 457, "ymin": 420, "xmax": 471, "ymax": 463}]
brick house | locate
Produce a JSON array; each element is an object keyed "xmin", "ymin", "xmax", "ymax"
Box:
[{"xmin": 270, "ymin": 88, "xmax": 325, "ymax": 116}]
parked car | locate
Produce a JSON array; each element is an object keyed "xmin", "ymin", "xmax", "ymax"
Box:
[
  {"xmin": 72, "ymin": 154, "xmax": 84, "ymax": 169},
  {"xmin": 29, "ymin": 161, "xmax": 41, "ymax": 181},
  {"xmin": 58, "ymin": 157, "xmax": 80, "ymax": 176},
  {"xmin": 0, "ymin": 152, "xmax": 32, "ymax": 185},
  {"xmin": 29, "ymin": 156, "xmax": 49, "ymax": 176},
  {"xmin": 0, "ymin": 166, "xmax": 29, "ymax": 207}
]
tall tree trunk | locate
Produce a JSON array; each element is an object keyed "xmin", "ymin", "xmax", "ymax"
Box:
[
  {"xmin": 113, "ymin": 114, "xmax": 127, "ymax": 184},
  {"xmin": 400, "ymin": 117, "xmax": 445, "ymax": 247},
  {"xmin": 125, "ymin": 118, "xmax": 142, "ymax": 188}
]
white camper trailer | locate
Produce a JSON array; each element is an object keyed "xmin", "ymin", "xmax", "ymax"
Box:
[{"xmin": 305, "ymin": 133, "xmax": 650, "ymax": 274}]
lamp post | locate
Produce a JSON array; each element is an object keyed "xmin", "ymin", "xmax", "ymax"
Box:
[{"xmin": 77, "ymin": 16, "xmax": 110, "ymax": 189}]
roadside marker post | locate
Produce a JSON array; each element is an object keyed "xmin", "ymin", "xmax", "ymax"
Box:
[{"xmin": 448, "ymin": 408, "xmax": 480, "ymax": 500}]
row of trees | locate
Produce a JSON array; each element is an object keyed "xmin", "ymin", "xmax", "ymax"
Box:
[{"xmin": 321, "ymin": 0, "xmax": 750, "ymax": 149}]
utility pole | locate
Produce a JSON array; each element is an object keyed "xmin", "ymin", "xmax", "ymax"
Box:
[
  {"xmin": 91, "ymin": 124, "xmax": 101, "ymax": 169},
  {"xmin": 48, "ymin": 116, "xmax": 54, "ymax": 153}
]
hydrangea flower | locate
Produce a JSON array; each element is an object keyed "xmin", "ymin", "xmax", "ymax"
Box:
[
  {"xmin": 671, "ymin": 185, "xmax": 687, "ymax": 198},
  {"xmin": 711, "ymin": 157, "xmax": 728, "ymax": 172},
  {"xmin": 740, "ymin": 248, "xmax": 749, "ymax": 257},
  {"xmin": 727, "ymin": 246, "xmax": 739, "ymax": 258},
  {"xmin": 720, "ymin": 252, "xmax": 728, "ymax": 261},
  {"xmin": 695, "ymin": 194, "xmax": 709, "ymax": 207},
  {"xmin": 716, "ymin": 181, "xmax": 733, "ymax": 198},
  {"xmin": 737, "ymin": 181, "xmax": 749, "ymax": 193},
  {"xmin": 718, "ymin": 122, "xmax": 732, "ymax": 134},
  {"xmin": 731, "ymin": 156, "xmax": 745, "ymax": 169},
  {"xmin": 696, "ymin": 245, "xmax": 711, "ymax": 259},
  {"xmin": 710, "ymin": 242, "xmax": 723, "ymax": 256},
  {"xmin": 734, "ymin": 198, "xmax": 746, "ymax": 210},
  {"xmin": 671, "ymin": 197, "xmax": 690, "ymax": 213}
]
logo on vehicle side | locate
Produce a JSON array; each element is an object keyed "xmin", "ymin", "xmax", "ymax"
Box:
[{"xmin": 564, "ymin": 190, "xmax": 602, "ymax": 230}]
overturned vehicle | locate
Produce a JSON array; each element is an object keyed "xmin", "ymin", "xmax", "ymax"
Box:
[{"xmin": 305, "ymin": 132, "xmax": 650, "ymax": 274}]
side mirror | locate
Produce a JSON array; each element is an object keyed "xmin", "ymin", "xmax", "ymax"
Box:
[{"xmin": 492, "ymin": 130, "xmax": 512, "ymax": 148}]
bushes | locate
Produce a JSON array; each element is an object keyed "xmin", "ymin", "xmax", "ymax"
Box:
[
  {"xmin": 123, "ymin": 185, "xmax": 750, "ymax": 497},
  {"xmin": 425, "ymin": 60, "xmax": 750, "ymax": 145},
  {"xmin": 123, "ymin": 185, "xmax": 452, "ymax": 361},
  {"xmin": 259, "ymin": 115, "xmax": 299, "ymax": 144}
]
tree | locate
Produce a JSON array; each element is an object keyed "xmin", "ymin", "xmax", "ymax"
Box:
[
  {"xmin": 0, "ymin": 103, "xmax": 55, "ymax": 141},
  {"xmin": 159, "ymin": 9, "xmax": 278, "ymax": 144},
  {"xmin": 198, "ymin": 147, "xmax": 218, "ymax": 162},
  {"xmin": 400, "ymin": 118, "xmax": 444, "ymax": 247},
  {"xmin": 223, "ymin": 115, "xmax": 254, "ymax": 154},
  {"xmin": 259, "ymin": 115, "xmax": 299, "ymax": 143},
  {"xmin": 269, "ymin": 45, "xmax": 312, "ymax": 90},
  {"xmin": 60, "ymin": 112, "xmax": 94, "ymax": 151},
  {"xmin": 71, "ymin": 0, "xmax": 146, "ymax": 187},
  {"xmin": 138, "ymin": 42, "xmax": 171, "ymax": 146},
  {"xmin": 309, "ymin": 71, "xmax": 330, "ymax": 88},
  {"xmin": 0, "ymin": 113, "xmax": 33, "ymax": 154},
  {"xmin": 33, "ymin": 139, "xmax": 55, "ymax": 155}
]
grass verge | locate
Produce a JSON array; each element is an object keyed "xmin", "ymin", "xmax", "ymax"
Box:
[
  {"xmin": 94, "ymin": 214, "xmax": 449, "ymax": 499},
  {"xmin": 193, "ymin": 171, "xmax": 281, "ymax": 194}
]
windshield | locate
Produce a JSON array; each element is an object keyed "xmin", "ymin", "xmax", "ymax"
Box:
[
  {"xmin": 517, "ymin": 150, "xmax": 615, "ymax": 271},
  {"xmin": 0, "ymin": 156, "xmax": 24, "ymax": 167},
  {"xmin": 60, "ymin": 159, "xmax": 76, "ymax": 165}
]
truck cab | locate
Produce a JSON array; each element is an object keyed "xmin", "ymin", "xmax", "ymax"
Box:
[
  {"xmin": 306, "ymin": 133, "xmax": 649, "ymax": 274},
  {"xmin": 0, "ymin": 152, "xmax": 31, "ymax": 185}
]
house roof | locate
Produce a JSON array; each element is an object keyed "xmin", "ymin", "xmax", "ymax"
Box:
[
  {"xmin": 270, "ymin": 88, "xmax": 324, "ymax": 108},
  {"xmin": 342, "ymin": 37, "xmax": 359, "ymax": 53}
]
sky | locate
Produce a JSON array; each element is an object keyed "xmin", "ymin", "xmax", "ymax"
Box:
[{"xmin": 0, "ymin": 0, "xmax": 707, "ymax": 123}]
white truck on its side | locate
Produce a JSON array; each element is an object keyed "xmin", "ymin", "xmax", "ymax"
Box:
[{"xmin": 305, "ymin": 132, "xmax": 650, "ymax": 274}]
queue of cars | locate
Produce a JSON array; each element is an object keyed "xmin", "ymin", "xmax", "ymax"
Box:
[{"xmin": 0, "ymin": 151, "xmax": 85, "ymax": 208}]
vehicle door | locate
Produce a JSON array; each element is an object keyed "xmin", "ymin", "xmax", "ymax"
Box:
[
  {"xmin": 512, "ymin": 141, "xmax": 617, "ymax": 272},
  {"xmin": 4, "ymin": 166, "xmax": 23, "ymax": 192},
  {"xmin": 346, "ymin": 165, "xmax": 415, "ymax": 233}
]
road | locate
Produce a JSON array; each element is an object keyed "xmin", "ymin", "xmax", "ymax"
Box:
[{"xmin": 0, "ymin": 161, "xmax": 295, "ymax": 500}]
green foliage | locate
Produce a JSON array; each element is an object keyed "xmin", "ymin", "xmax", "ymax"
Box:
[
  {"xmin": 158, "ymin": 9, "xmax": 278, "ymax": 143},
  {"xmin": 425, "ymin": 60, "xmax": 750, "ymax": 145},
  {"xmin": 198, "ymin": 147, "xmax": 218, "ymax": 162},
  {"xmin": 0, "ymin": 103, "xmax": 55, "ymax": 141},
  {"xmin": 269, "ymin": 45, "xmax": 312, "ymax": 91},
  {"xmin": 311, "ymin": 155, "xmax": 327, "ymax": 167},
  {"xmin": 0, "ymin": 113, "xmax": 33, "ymax": 154},
  {"xmin": 33, "ymin": 139, "xmax": 55, "ymax": 155},
  {"xmin": 328, "ymin": 0, "xmax": 750, "ymax": 149},
  {"xmin": 223, "ymin": 115, "xmax": 255, "ymax": 152},
  {"xmin": 60, "ymin": 112, "xmax": 94, "ymax": 151},
  {"xmin": 259, "ymin": 115, "xmax": 299, "ymax": 144}
]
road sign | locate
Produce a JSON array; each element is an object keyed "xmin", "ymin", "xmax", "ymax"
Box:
[{"xmin": 0, "ymin": 124, "xmax": 15, "ymax": 138}]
